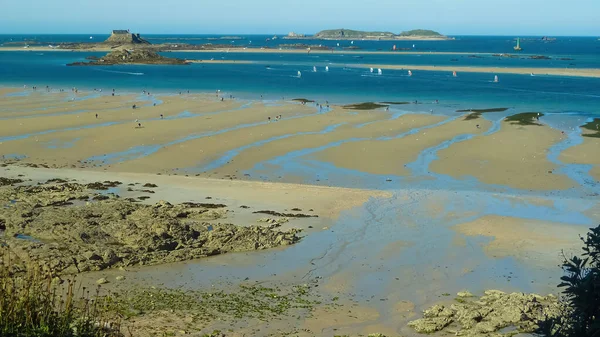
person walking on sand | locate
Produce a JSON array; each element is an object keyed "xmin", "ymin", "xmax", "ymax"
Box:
[
  {"xmin": 268, "ymin": 117, "xmax": 271, "ymax": 123},
  {"xmin": 160, "ymin": 114, "xmax": 164, "ymax": 119},
  {"xmin": 132, "ymin": 104, "xmax": 137, "ymax": 109},
  {"xmin": 95, "ymin": 113, "xmax": 98, "ymax": 119}
]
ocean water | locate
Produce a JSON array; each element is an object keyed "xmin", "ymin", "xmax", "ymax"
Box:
[
  {"xmin": 1, "ymin": 47, "xmax": 599, "ymax": 114},
  {"xmin": 2, "ymin": 34, "xmax": 599, "ymax": 55}
]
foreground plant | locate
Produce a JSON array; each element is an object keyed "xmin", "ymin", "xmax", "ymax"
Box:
[
  {"xmin": 0, "ymin": 247, "xmax": 121, "ymax": 337},
  {"xmin": 538, "ymin": 224, "xmax": 600, "ymax": 337}
]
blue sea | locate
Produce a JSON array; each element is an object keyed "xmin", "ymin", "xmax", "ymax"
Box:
[{"xmin": 0, "ymin": 34, "xmax": 599, "ymax": 114}]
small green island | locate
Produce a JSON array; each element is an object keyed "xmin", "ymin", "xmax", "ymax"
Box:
[{"xmin": 304, "ymin": 28, "xmax": 453, "ymax": 40}]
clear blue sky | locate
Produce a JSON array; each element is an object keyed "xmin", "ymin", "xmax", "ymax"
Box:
[{"xmin": 1, "ymin": 0, "xmax": 598, "ymax": 36}]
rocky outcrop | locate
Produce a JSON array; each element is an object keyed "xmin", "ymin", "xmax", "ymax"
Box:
[
  {"xmin": 408, "ymin": 290, "xmax": 561, "ymax": 336},
  {"xmin": 0, "ymin": 181, "xmax": 301, "ymax": 275},
  {"xmin": 104, "ymin": 30, "xmax": 150, "ymax": 45},
  {"xmin": 67, "ymin": 49, "xmax": 189, "ymax": 66}
]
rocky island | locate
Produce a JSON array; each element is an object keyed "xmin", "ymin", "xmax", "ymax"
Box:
[
  {"xmin": 296, "ymin": 28, "xmax": 453, "ymax": 40},
  {"xmin": 67, "ymin": 49, "xmax": 189, "ymax": 66}
]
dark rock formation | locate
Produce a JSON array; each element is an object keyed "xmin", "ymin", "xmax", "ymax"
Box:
[{"xmin": 67, "ymin": 49, "xmax": 189, "ymax": 66}]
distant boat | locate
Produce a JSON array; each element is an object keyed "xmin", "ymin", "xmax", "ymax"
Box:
[
  {"xmin": 313, "ymin": 66, "xmax": 317, "ymax": 72},
  {"xmin": 453, "ymin": 71, "xmax": 457, "ymax": 77},
  {"xmin": 412, "ymin": 44, "xmax": 415, "ymax": 48},
  {"xmin": 89, "ymin": 36, "xmax": 93, "ymax": 40},
  {"xmin": 325, "ymin": 66, "xmax": 329, "ymax": 72},
  {"xmin": 514, "ymin": 37, "xmax": 522, "ymax": 51},
  {"xmin": 370, "ymin": 67, "xmax": 374, "ymax": 73},
  {"xmin": 351, "ymin": 41, "xmax": 354, "ymax": 45},
  {"xmin": 337, "ymin": 43, "xmax": 340, "ymax": 47},
  {"xmin": 408, "ymin": 70, "xmax": 413, "ymax": 76},
  {"xmin": 494, "ymin": 75, "xmax": 499, "ymax": 83},
  {"xmin": 393, "ymin": 45, "xmax": 397, "ymax": 51},
  {"xmin": 298, "ymin": 71, "xmax": 302, "ymax": 78},
  {"xmin": 378, "ymin": 68, "xmax": 383, "ymax": 75}
]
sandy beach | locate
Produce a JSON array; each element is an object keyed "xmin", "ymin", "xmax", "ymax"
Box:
[
  {"xmin": 430, "ymin": 120, "xmax": 575, "ymax": 190},
  {"xmin": 2, "ymin": 87, "xmax": 599, "ymax": 336}
]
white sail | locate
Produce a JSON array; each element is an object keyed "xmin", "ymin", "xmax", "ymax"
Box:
[
  {"xmin": 453, "ymin": 71, "xmax": 457, "ymax": 77},
  {"xmin": 494, "ymin": 75, "xmax": 499, "ymax": 83},
  {"xmin": 370, "ymin": 67, "xmax": 374, "ymax": 73},
  {"xmin": 378, "ymin": 68, "xmax": 383, "ymax": 75},
  {"xmin": 325, "ymin": 66, "xmax": 329, "ymax": 72},
  {"xmin": 298, "ymin": 71, "xmax": 302, "ymax": 78},
  {"xmin": 313, "ymin": 66, "xmax": 317, "ymax": 72},
  {"xmin": 408, "ymin": 70, "xmax": 412, "ymax": 76},
  {"xmin": 351, "ymin": 41, "xmax": 354, "ymax": 45}
]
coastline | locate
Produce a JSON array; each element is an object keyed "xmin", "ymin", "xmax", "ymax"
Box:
[{"xmin": 2, "ymin": 86, "xmax": 599, "ymax": 336}]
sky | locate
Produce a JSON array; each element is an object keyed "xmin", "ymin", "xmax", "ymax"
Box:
[{"xmin": 1, "ymin": 0, "xmax": 598, "ymax": 36}]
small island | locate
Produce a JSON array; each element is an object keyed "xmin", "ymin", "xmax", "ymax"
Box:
[
  {"xmin": 288, "ymin": 28, "xmax": 453, "ymax": 41},
  {"xmin": 67, "ymin": 49, "xmax": 189, "ymax": 66}
]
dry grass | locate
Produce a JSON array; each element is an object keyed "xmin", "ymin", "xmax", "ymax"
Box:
[{"xmin": 0, "ymin": 247, "xmax": 121, "ymax": 337}]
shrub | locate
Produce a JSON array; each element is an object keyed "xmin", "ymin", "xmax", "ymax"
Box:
[
  {"xmin": 538, "ymin": 225, "xmax": 600, "ymax": 337},
  {"xmin": 0, "ymin": 247, "xmax": 121, "ymax": 337}
]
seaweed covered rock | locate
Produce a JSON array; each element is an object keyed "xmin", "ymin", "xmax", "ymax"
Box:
[
  {"xmin": 0, "ymin": 181, "xmax": 301, "ymax": 274},
  {"xmin": 408, "ymin": 290, "xmax": 561, "ymax": 336}
]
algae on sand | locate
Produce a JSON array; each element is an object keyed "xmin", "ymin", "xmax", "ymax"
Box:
[
  {"xmin": 342, "ymin": 102, "xmax": 388, "ymax": 110},
  {"xmin": 457, "ymin": 108, "xmax": 509, "ymax": 121},
  {"xmin": 581, "ymin": 118, "xmax": 600, "ymax": 138},
  {"xmin": 504, "ymin": 112, "xmax": 544, "ymax": 126}
]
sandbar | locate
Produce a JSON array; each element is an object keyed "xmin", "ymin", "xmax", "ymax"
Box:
[
  {"xmin": 559, "ymin": 136, "xmax": 600, "ymax": 181},
  {"xmin": 311, "ymin": 116, "xmax": 489, "ymax": 176},
  {"xmin": 430, "ymin": 121, "xmax": 575, "ymax": 190},
  {"xmin": 453, "ymin": 215, "xmax": 588, "ymax": 265}
]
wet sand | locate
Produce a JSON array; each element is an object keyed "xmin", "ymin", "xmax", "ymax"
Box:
[
  {"xmin": 311, "ymin": 116, "xmax": 489, "ymax": 176},
  {"xmin": 453, "ymin": 215, "xmax": 588, "ymax": 265},
  {"xmin": 560, "ymin": 136, "xmax": 600, "ymax": 181},
  {"xmin": 430, "ymin": 121, "xmax": 575, "ymax": 190},
  {"xmin": 2, "ymin": 87, "xmax": 599, "ymax": 336}
]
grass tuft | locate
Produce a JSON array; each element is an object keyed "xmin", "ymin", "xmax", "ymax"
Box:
[{"xmin": 0, "ymin": 247, "xmax": 121, "ymax": 337}]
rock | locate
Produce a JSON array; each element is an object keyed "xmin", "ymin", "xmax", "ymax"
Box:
[
  {"xmin": 408, "ymin": 291, "xmax": 561, "ymax": 336},
  {"xmin": 96, "ymin": 278, "xmax": 108, "ymax": 285},
  {"xmin": 457, "ymin": 290, "xmax": 474, "ymax": 298},
  {"xmin": 116, "ymin": 275, "xmax": 126, "ymax": 281},
  {"xmin": 0, "ymin": 181, "xmax": 302, "ymax": 274}
]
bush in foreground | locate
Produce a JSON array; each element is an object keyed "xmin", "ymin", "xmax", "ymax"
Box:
[
  {"xmin": 0, "ymin": 247, "xmax": 121, "ymax": 337},
  {"xmin": 538, "ymin": 225, "xmax": 600, "ymax": 337}
]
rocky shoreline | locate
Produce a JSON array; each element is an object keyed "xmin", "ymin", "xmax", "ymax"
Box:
[{"xmin": 0, "ymin": 177, "xmax": 301, "ymax": 275}]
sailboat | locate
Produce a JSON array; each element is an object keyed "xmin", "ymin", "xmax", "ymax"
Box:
[
  {"xmin": 298, "ymin": 71, "xmax": 302, "ymax": 78},
  {"xmin": 453, "ymin": 71, "xmax": 457, "ymax": 77},
  {"xmin": 313, "ymin": 66, "xmax": 317, "ymax": 72},
  {"xmin": 370, "ymin": 67, "xmax": 374, "ymax": 73},
  {"xmin": 325, "ymin": 66, "xmax": 329, "ymax": 72},
  {"xmin": 378, "ymin": 68, "xmax": 383, "ymax": 75},
  {"xmin": 494, "ymin": 75, "xmax": 499, "ymax": 83},
  {"xmin": 514, "ymin": 38, "xmax": 522, "ymax": 51},
  {"xmin": 408, "ymin": 70, "xmax": 413, "ymax": 76}
]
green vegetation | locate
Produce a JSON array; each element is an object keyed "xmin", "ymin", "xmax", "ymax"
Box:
[
  {"xmin": 343, "ymin": 102, "xmax": 388, "ymax": 110},
  {"xmin": 580, "ymin": 118, "xmax": 600, "ymax": 138},
  {"xmin": 0, "ymin": 248, "xmax": 120, "ymax": 337},
  {"xmin": 381, "ymin": 101, "xmax": 410, "ymax": 105},
  {"xmin": 458, "ymin": 108, "xmax": 508, "ymax": 121},
  {"xmin": 504, "ymin": 112, "xmax": 543, "ymax": 126},
  {"xmin": 313, "ymin": 28, "xmax": 446, "ymax": 39},
  {"xmin": 292, "ymin": 98, "xmax": 315, "ymax": 103},
  {"xmin": 314, "ymin": 29, "xmax": 396, "ymax": 39},
  {"xmin": 109, "ymin": 284, "xmax": 321, "ymax": 323},
  {"xmin": 457, "ymin": 108, "xmax": 509, "ymax": 113},
  {"xmin": 399, "ymin": 29, "xmax": 443, "ymax": 37},
  {"xmin": 538, "ymin": 224, "xmax": 600, "ymax": 337}
]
